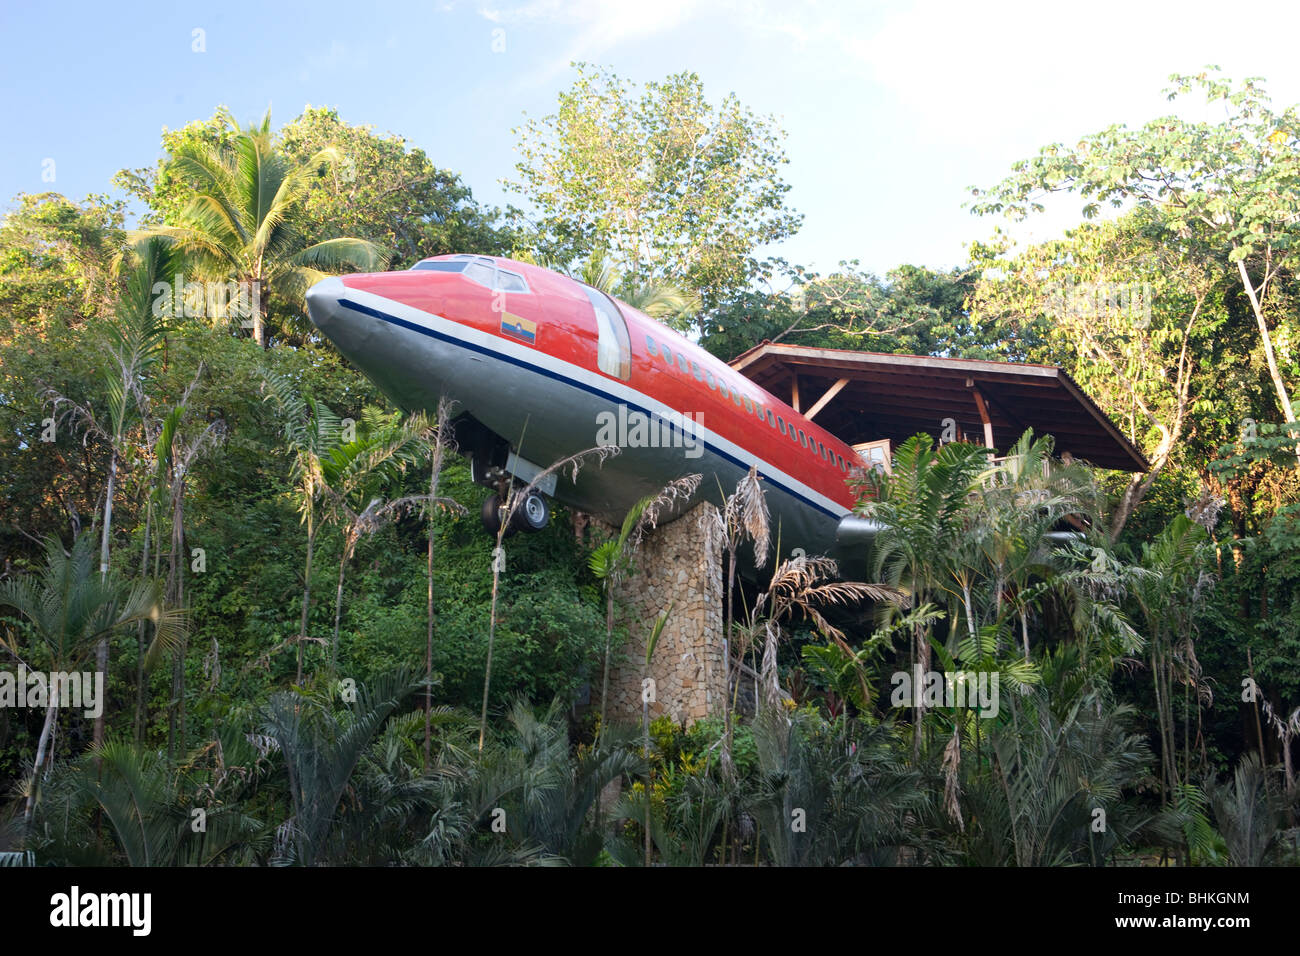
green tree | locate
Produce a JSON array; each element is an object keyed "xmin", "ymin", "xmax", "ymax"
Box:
[
  {"xmin": 968, "ymin": 216, "xmax": 1228, "ymax": 537},
  {"xmin": 506, "ymin": 64, "xmax": 801, "ymax": 318},
  {"xmin": 278, "ymin": 106, "xmax": 514, "ymax": 266},
  {"xmin": 43, "ymin": 237, "xmax": 177, "ymax": 753},
  {"xmin": 0, "ymin": 533, "xmax": 184, "ymax": 827},
  {"xmin": 260, "ymin": 369, "xmax": 344, "ymax": 683},
  {"xmin": 971, "ymin": 69, "xmax": 1300, "ymax": 459},
  {"xmin": 134, "ymin": 110, "xmax": 386, "ymax": 347}
]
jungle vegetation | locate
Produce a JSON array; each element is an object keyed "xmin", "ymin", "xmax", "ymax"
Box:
[{"xmin": 0, "ymin": 68, "xmax": 1297, "ymax": 866}]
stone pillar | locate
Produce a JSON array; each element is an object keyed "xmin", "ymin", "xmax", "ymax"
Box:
[{"xmin": 604, "ymin": 501, "xmax": 725, "ymax": 727}]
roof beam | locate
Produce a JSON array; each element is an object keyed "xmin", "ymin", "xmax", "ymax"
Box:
[{"xmin": 804, "ymin": 377, "xmax": 850, "ymax": 421}]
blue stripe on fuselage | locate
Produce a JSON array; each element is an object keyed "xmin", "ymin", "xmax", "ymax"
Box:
[{"xmin": 338, "ymin": 297, "xmax": 843, "ymax": 521}]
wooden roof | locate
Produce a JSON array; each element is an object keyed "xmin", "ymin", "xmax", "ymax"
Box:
[{"xmin": 729, "ymin": 342, "xmax": 1149, "ymax": 472}]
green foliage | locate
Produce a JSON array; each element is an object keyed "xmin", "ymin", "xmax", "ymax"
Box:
[{"xmin": 507, "ymin": 63, "xmax": 801, "ymax": 315}]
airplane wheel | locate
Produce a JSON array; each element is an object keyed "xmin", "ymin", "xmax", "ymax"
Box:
[
  {"xmin": 511, "ymin": 492, "xmax": 551, "ymax": 533},
  {"xmin": 481, "ymin": 493, "xmax": 504, "ymax": 535}
]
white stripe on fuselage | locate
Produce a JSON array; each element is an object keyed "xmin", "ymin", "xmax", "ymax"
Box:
[{"xmin": 339, "ymin": 284, "xmax": 853, "ymax": 521}]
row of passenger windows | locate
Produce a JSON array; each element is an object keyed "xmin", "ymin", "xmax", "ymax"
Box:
[{"xmin": 644, "ymin": 333, "xmax": 854, "ymax": 474}]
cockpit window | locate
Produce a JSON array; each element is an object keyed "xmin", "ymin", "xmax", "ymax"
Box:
[
  {"xmin": 497, "ymin": 270, "xmax": 529, "ymax": 293},
  {"xmin": 464, "ymin": 260, "xmax": 497, "ymax": 288},
  {"xmin": 412, "ymin": 260, "xmax": 469, "ymax": 273}
]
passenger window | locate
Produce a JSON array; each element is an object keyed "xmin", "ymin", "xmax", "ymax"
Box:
[
  {"xmin": 646, "ymin": 335, "xmax": 658, "ymax": 356},
  {"xmin": 677, "ymin": 353, "xmax": 689, "ymax": 373},
  {"xmin": 583, "ymin": 286, "xmax": 630, "ymax": 380},
  {"xmin": 798, "ymin": 429, "xmax": 806, "ymax": 446},
  {"xmin": 719, "ymin": 381, "xmax": 729, "ymax": 400},
  {"xmin": 706, "ymin": 371, "xmax": 715, "ymax": 389},
  {"xmin": 662, "ymin": 344, "xmax": 673, "ymax": 363},
  {"xmin": 777, "ymin": 416, "xmax": 786, "ymax": 435},
  {"xmin": 692, "ymin": 361, "xmax": 704, "ymax": 382},
  {"xmin": 767, "ymin": 409, "xmax": 776, "ymax": 427}
]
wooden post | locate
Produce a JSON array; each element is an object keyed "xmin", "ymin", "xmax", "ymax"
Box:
[{"xmin": 971, "ymin": 385, "xmax": 995, "ymax": 450}]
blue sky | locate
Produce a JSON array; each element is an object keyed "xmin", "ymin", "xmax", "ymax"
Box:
[{"xmin": 6, "ymin": 0, "xmax": 1300, "ymax": 276}]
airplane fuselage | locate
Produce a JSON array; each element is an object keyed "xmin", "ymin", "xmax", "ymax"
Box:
[{"xmin": 306, "ymin": 255, "xmax": 865, "ymax": 559}]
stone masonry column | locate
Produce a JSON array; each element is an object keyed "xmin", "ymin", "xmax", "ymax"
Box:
[{"xmin": 604, "ymin": 501, "xmax": 725, "ymax": 727}]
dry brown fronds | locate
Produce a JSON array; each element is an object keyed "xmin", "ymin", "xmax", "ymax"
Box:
[
  {"xmin": 505, "ymin": 444, "xmax": 622, "ymax": 522},
  {"xmin": 629, "ymin": 473, "xmax": 703, "ymax": 548},
  {"xmin": 721, "ymin": 466, "xmax": 771, "ymax": 567},
  {"xmin": 942, "ymin": 727, "xmax": 964, "ymax": 831}
]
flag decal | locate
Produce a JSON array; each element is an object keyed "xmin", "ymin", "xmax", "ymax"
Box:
[{"xmin": 500, "ymin": 312, "xmax": 536, "ymax": 345}]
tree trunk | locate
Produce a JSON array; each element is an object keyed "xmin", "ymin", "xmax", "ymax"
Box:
[
  {"xmin": 1236, "ymin": 259, "xmax": 1299, "ymax": 462},
  {"xmin": 166, "ymin": 470, "xmax": 186, "ymax": 760},
  {"xmin": 599, "ymin": 588, "xmax": 614, "ymax": 732},
  {"xmin": 643, "ymin": 688, "xmax": 652, "ymax": 867},
  {"xmin": 479, "ymin": 537, "xmax": 504, "ymax": 752},
  {"xmin": 92, "ymin": 448, "xmax": 118, "ymax": 756},
  {"xmin": 134, "ymin": 496, "xmax": 153, "ymax": 743},
  {"xmin": 331, "ymin": 531, "xmax": 356, "ymax": 671},
  {"xmin": 24, "ymin": 682, "xmax": 61, "ymax": 829},
  {"xmin": 298, "ymin": 511, "xmax": 315, "ymax": 685},
  {"xmin": 723, "ymin": 549, "xmax": 736, "ymax": 773},
  {"xmin": 426, "ymin": 470, "xmax": 436, "ymax": 766},
  {"xmin": 424, "ymin": 411, "xmax": 449, "ymax": 766}
]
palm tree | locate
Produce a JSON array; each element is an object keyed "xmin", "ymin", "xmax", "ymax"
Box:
[
  {"xmin": 474, "ymin": 699, "xmax": 641, "ymax": 865},
  {"xmin": 33, "ymin": 740, "xmax": 264, "ymax": 866},
  {"xmin": 260, "ymin": 669, "xmax": 424, "ymax": 866},
  {"xmin": 970, "ymin": 429, "xmax": 1103, "ymax": 660},
  {"xmin": 751, "ymin": 556, "xmax": 901, "ymax": 714},
  {"xmin": 859, "ymin": 435, "xmax": 987, "ymax": 761},
  {"xmin": 1128, "ymin": 514, "xmax": 1213, "ymax": 801},
  {"xmin": 712, "ymin": 466, "xmax": 770, "ymax": 772},
  {"xmin": 151, "ymin": 375, "xmax": 226, "ymax": 758},
  {"xmin": 260, "ymin": 369, "xmax": 343, "ymax": 682},
  {"xmin": 318, "ymin": 408, "xmax": 457, "ymax": 669},
  {"xmin": 749, "ymin": 708, "xmax": 923, "ymax": 866},
  {"xmin": 967, "ymin": 687, "xmax": 1161, "ymax": 866},
  {"xmin": 1205, "ymin": 753, "xmax": 1286, "ymax": 866},
  {"xmin": 423, "ymin": 398, "xmax": 457, "ymax": 765},
  {"xmin": 135, "ymin": 110, "xmax": 386, "ymax": 347},
  {"xmin": 478, "ymin": 444, "xmax": 620, "ymax": 750},
  {"xmin": 0, "ymin": 533, "xmax": 186, "ymax": 828},
  {"xmin": 44, "ymin": 237, "xmax": 177, "ymax": 753}
]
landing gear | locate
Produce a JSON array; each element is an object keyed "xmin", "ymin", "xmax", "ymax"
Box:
[
  {"xmin": 481, "ymin": 493, "xmax": 507, "ymax": 536},
  {"xmin": 511, "ymin": 491, "xmax": 551, "ymax": 533},
  {"xmin": 480, "ymin": 489, "xmax": 551, "ymax": 536}
]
